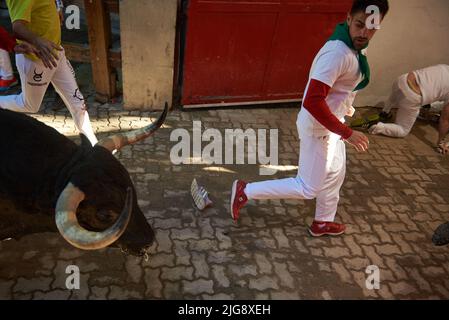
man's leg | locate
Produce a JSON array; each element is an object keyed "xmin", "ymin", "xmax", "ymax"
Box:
[
  {"xmin": 0, "ymin": 54, "xmax": 52, "ymax": 112},
  {"xmin": 245, "ymin": 134, "xmax": 334, "ymax": 201},
  {"xmin": 370, "ymin": 75, "xmax": 422, "ymax": 138},
  {"xmin": 231, "ymin": 132, "xmax": 340, "ymax": 223},
  {"xmin": 0, "ymin": 49, "xmax": 14, "ymax": 80},
  {"xmin": 306, "ymin": 135, "xmax": 347, "ymax": 236},
  {"xmin": 380, "ymin": 75, "xmax": 404, "ymax": 115},
  {"xmin": 370, "ymin": 105, "xmax": 420, "ymax": 138},
  {"xmin": 314, "ymin": 136, "xmax": 346, "ymax": 222},
  {"xmin": 50, "ymin": 49, "xmax": 98, "ymax": 146}
]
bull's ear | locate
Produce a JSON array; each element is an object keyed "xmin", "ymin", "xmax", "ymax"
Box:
[{"xmin": 79, "ymin": 134, "xmax": 94, "ymax": 149}]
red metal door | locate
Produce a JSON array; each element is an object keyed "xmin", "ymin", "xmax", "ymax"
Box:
[{"xmin": 181, "ymin": 0, "xmax": 352, "ymax": 107}]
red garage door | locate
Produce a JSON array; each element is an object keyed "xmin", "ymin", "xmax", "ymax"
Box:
[{"xmin": 181, "ymin": 0, "xmax": 353, "ymax": 108}]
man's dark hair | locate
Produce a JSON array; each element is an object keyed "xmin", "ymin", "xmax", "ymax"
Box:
[{"xmin": 350, "ymin": 0, "xmax": 389, "ymax": 17}]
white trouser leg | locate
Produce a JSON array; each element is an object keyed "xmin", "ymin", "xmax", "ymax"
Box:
[
  {"xmin": 393, "ymin": 103, "xmax": 421, "ymax": 136},
  {"xmin": 51, "ymin": 49, "xmax": 98, "ymax": 146},
  {"xmin": 0, "ymin": 49, "xmax": 13, "ymax": 79},
  {"xmin": 0, "ymin": 54, "xmax": 54, "ymax": 112},
  {"xmin": 382, "ymin": 102, "xmax": 393, "ymax": 114},
  {"xmin": 371, "ymin": 74, "xmax": 422, "ymax": 138},
  {"xmin": 382, "ymin": 74, "xmax": 405, "ymax": 114},
  {"xmin": 371, "ymin": 106, "xmax": 421, "ymax": 138},
  {"xmin": 245, "ymin": 132, "xmax": 344, "ymax": 222},
  {"xmin": 314, "ymin": 137, "xmax": 346, "ymax": 222}
]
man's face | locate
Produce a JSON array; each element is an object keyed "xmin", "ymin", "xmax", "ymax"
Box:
[{"xmin": 347, "ymin": 11, "xmax": 382, "ymax": 50}]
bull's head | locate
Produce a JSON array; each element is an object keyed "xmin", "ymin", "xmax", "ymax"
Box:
[{"xmin": 55, "ymin": 103, "xmax": 168, "ymax": 256}]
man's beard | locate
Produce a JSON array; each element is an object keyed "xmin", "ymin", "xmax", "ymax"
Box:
[{"xmin": 353, "ymin": 37, "xmax": 368, "ymax": 50}]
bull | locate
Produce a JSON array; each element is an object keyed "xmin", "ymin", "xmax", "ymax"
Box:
[{"xmin": 0, "ymin": 104, "xmax": 168, "ymax": 256}]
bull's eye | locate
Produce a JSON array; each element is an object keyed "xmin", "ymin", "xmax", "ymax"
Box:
[{"xmin": 97, "ymin": 209, "xmax": 116, "ymax": 222}]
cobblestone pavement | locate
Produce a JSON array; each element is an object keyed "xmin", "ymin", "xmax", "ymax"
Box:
[{"xmin": 1, "ymin": 87, "xmax": 449, "ymax": 300}]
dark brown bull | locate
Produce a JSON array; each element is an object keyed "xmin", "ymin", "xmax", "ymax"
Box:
[{"xmin": 0, "ymin": 103, "xmax": 168, "ymax": 256}]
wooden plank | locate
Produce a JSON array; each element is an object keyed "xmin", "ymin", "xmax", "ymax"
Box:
[
  {"xmin": 62, "ymin": 42, "xmax": 91, "ymax": 63},
  {"xmin": 84, "ymin": 0, "xmax": 116, "ymax": 103},
  {"xmin": 63, "ymin": 42, "xmax": 122, "ymax": 69},
  {"xmin": 104, "ymin": 0, "xmax": 119, "ymax": 13}
]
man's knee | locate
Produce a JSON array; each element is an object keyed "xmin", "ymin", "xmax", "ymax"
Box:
[
  {"xmin": 300, "ymin": 181, "xmax": 321, "ymax": 199},
  {"xmin": 23, "ymin": 99, "xmax": 41, "ymax": 113}
]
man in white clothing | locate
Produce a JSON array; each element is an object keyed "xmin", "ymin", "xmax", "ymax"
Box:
[
  {"xmin": 0, "ymin": 0, "xmax": 98, "ymax": 146},
  {"xmin": 369, "ymin": 65, "xmax": 449, "ymax": 153},
  {"xmin": 230, "ymin": 0, "xmax": 389, "ymax": 237}
]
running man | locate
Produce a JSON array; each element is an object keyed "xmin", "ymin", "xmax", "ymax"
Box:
[
  {"xmin": 0, "ymin": 0, "xmax": 98, "ymax": 146},
  {"xmin": 230, "ymin": 0, "xmax": 389, "ymax": 237}
]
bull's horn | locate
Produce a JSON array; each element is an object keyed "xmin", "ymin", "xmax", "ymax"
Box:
[
  {"xmin": 55, "ymin": 183, "xmax": 132, "ymax": 250},
  {"xmin": 98, "ymin": 102, "xmax": 168, "ymax": 153}
]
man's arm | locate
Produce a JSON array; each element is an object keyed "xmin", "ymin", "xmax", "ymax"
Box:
[
  {"xmin": 303, "ymin": 79, "xmax": 369, "ymax": 152},
  {"xmin": 437, "ymin": 102, "xmax": 449, "ymax": 154},
  {"xmin": 12, "ymin": 20, "xmax": 62, "ymax": 69},
  {"xmin": 303, "ymin": 79, "xmax": 353, "ymax": 138},
  {"xmin": 0, "ymin": 25, "xmax": 37, "ymax": 55}
]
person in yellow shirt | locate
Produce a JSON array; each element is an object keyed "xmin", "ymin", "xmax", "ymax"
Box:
[{"xmin": 0, "ymin": 0, "xmax": 98, "ymax": 146}]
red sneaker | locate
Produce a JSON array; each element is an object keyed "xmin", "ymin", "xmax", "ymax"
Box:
[
  {"xmin": 0, "ymin": 76, "xmax": 18, "ymax": 92},
  {"xmin": 309, "ymin": 220, "xmax": 346, "ymax": 237},
  {"xmin": 230, "ymin": 180, "xmax": 248, "ymax": 222}
]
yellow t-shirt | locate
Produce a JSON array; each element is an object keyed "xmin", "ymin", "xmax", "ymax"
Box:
[{"xmin": 6, "ymin": 0, "xmax": 61, "ymax": 61}]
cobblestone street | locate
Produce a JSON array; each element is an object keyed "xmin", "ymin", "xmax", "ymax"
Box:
[{"xmin": 1, "ymin": 87, "xmax": 449, "ymax": 300}]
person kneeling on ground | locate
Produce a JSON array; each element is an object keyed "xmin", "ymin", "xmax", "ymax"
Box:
[{"xmin": 369, "ymin": 64, "xmax": 449, "ymax": 152}]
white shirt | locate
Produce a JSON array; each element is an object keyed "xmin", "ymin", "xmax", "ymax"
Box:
[
  {"xmin": 414, "ymin": 64, "xmax": 449, "ymax": 105},
  {"xmin": 298, "ymin": 40, "xmax": 363, "ymax": 137}
]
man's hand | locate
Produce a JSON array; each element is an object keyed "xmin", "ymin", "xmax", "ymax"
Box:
[
  {"xmin": 438, "ymin": 103, "xmax": 449, "ymax": 153},
  {"xmin": 345, "ymin": 130, "xmax": 370, "ymax": 152},
  {"xmin": 14, "ymin": 41, "xmax": 38, "ymax": 55},
  {"xmin": 12, "ymin": 20, "xmax": 63, "ymax": 69},
  {"xmin": 33, "ymin": 36, "xmax": 63, "ymax": 69},
  {"xmin": 437, "ymin": 140, "xmax": 449, "ymax": 155}
]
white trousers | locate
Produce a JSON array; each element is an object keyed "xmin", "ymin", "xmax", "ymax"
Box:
[
  {"xmin": 0, "ymin": 49, "xmax": 98, "ymax": 145},
  {"xmin": 0, "ymin": 48, "xmax": 13, "ymax": 79},
  {"xmin": 245, "ymin": 129, "xmax": 346, "ymax": 222},
  {"xmin": 370, "ymin": 74, "xmax": 422, "ymax": 138}
]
